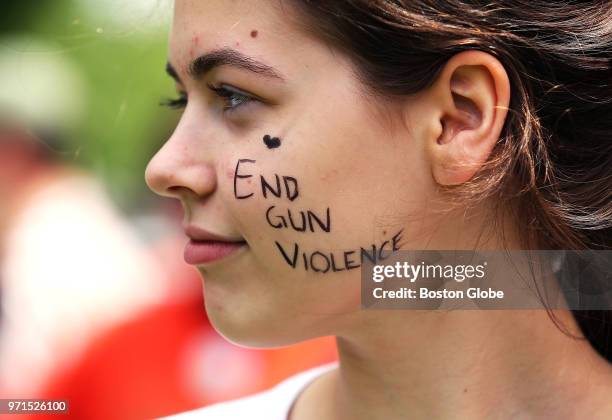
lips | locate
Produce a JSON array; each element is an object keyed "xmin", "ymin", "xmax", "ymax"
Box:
[{"xmin": 183, "ymin": 225, "xmax": 247, "ymax": 265}]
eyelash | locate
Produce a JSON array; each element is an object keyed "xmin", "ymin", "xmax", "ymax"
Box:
[
  {"xmin": 160, "ymin": 95, "xmax": 187, "ymax": 110},
  {"xmin": 207, "ymin": 83, "xmax": 254, "ymax": 111},
  {"xmin": 160, "ymin": 84, "xmax": 255, "ymax": 112}
]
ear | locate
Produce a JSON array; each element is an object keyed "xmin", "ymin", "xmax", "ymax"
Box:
[{"xmin": 425, "ymin": 50, "xmax": 510, "ymax": 186}]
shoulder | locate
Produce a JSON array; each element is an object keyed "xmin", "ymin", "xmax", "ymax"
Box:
[{"xmin": 158, "ymin": 362, "xmax": 338, "ymax": 420}]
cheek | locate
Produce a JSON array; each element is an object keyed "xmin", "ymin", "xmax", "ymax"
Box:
[
  {"xmin": 215, "ymin": 96, "xmax": 430, "ymax": 291},
  {"xmin": 205, "ymin": 125, "xmax": 432, "ymax": 344},
  {"xmin": 223, "ymin": 154, "xmax": 332, "ymax": 253},
  {"xmin": 221, "ymin": 150, "xmax": 412, "ymax": 282}
]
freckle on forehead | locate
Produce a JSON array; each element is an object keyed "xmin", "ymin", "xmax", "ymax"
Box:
[{"xmin": 250, "ymin": 29, "xmax": 258, "ymax": 38}]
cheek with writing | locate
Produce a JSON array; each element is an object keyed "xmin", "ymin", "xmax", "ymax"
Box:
[{"xmin": 233, "ymin": 157, "xmax": 404, "ymax": 273}]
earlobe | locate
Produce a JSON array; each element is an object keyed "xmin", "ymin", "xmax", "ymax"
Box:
[{"xmin": 427, "ymin": 51, "xmax": 510, "ymax": 186}]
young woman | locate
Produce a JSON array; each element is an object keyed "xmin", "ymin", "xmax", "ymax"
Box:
[{"xmin": 145, "ymin": 1, "xmax": 612, "ymax": 418}]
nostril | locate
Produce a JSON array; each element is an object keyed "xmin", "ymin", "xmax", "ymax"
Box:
[{"xmin": 166, "ymin": 185, "xmax": 194, "ymax": 198}]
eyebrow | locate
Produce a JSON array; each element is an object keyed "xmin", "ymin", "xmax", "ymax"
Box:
[{"xmin": 166, "ymin": 48, "xmax": 285, "ymax": 83}]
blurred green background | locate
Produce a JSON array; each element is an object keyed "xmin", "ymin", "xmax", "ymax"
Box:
[{"xmin": 0, "ymin": 0, "xmax": 179, "ymax": 212}]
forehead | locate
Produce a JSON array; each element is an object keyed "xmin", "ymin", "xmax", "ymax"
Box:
[{"xmin": 170, "ymin": 0, "xmax": 304, "ymax": 72}]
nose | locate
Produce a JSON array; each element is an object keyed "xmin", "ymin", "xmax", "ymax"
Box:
[{"xmin": 145, "ymin": 123, "xmax": 217, "ymax": 201}]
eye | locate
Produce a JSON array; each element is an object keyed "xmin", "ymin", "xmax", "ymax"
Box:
[
  {"xmin": 206, "ymin": 83, "xmax": 255, "ymax": 112},
  {"xmin": 160, "ymin": 93, "xmax": 187, "ymax": 110}
]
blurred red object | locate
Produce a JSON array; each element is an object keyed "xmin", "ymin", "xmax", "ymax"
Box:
[{"xmin": 26, "ymin": 260, "xmax": 337, "ymax": 420}]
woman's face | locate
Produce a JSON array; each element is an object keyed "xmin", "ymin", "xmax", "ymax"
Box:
[{"xmin": 146, "ymin": 0, "xmax": 437, "ymax": 347}]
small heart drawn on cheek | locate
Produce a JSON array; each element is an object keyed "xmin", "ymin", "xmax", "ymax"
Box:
[{"xmin": 263, "ymin": 134, "xmax": 281, "ymax": 149}]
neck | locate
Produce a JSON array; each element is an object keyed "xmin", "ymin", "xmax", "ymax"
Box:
[
  {"xmin": 291, "ymin": 206, "xmax": 612, "ymax": 420},
  {"xmin": 328, "ymin": 309, "xmax": 612, "ymax": 419}
]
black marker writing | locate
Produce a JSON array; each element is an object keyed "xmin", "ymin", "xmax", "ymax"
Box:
[
  {"xmin": 275, "ymin": 229, "xmax": 404, "ymax": 273},
  {"xmin": 266, "ymin": 206, "xmax": 331, "ymax": 233},
  {"xmin": 263, "ymin": 134, "xmax": 281, "ymax": 149},
  {"xmin": 234, "ymin": 159, "xmax": 256, "ymax": 199},
  {"xmin": 261, "ymin": 174, "xmax": 298, "ymax": 201},
  {"xmin": 233, "ymin": 158, "xmax": 299, "ymax": 202}
]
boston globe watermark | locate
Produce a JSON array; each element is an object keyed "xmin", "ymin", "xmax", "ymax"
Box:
[{"xmin": 361, "ymin": 250, "xmax": 612, "ymax": 310}]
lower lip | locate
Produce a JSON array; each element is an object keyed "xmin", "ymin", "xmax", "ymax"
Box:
[{"xmin": 184, "ymin": 239, "xmax": 247, "ymax": 265}]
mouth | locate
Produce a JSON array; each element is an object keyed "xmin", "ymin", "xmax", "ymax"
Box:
[{"xmin": 183, "ymin": 225, "xmax": 248, "ymax": 265}]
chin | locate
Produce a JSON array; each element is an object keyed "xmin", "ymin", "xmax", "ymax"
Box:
[
  {"xmin": 204, "ymin": 303, "xmax": 305, "ymax": 348},
  {"xmin": 200, "ymin": 286, "xmax": 303, "ymax": 348}
]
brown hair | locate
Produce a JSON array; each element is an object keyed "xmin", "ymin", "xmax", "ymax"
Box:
[{"xmin": 287, "ymin": 0, "xmax": 612, "ymax": 358}]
